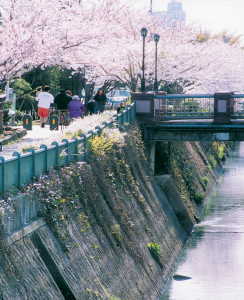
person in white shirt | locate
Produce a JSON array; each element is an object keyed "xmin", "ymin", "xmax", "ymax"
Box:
[{"xmin": 37, "ymin": 86, "xmax": 54, "ymax": 128}]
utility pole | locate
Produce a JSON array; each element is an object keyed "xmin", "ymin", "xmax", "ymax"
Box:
[{"xmin": 149, "ymin": 0, "xmax": 153, "ymax": 13}]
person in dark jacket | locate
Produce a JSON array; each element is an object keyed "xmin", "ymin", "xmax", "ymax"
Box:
[
  {"xmin": 86, "ymin": 99, "xmax": 96, "ymax": 115},
  {"xmin": 68, "ymin": 95, "xmax": 84, "ymax": 118},
  {"xmin": 54, "ymin": 90, "xmax": 72, "ymax": 110},
  {"xmin": 94, "ymin": 89, "xmax": 107, "ymax": 113}
]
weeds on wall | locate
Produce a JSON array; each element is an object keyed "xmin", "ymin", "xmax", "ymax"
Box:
[
  {"xmin": 88, "ymin": 135, "xmax": 114, "ymax": 157},
  {"xmin": 111, "ymin": 224, "xmax": 123, "ymax": 242},
  {"xmin": 88, "ymin": 129, "xmax": 125, "ymax": 159},
  {"xmin": 147, "ymin": 242, "xmax": 161, "ymax": 265},
  {"xmin": 194, "ymin": 192, "xmax": 204, "ymax": 205}
]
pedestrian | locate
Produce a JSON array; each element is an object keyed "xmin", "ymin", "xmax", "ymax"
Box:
[
  {"xmin": 37, "ymin": 86, "xmax": 54, "ymax": 128},
  {"xmin": 54, "ymin": 89, "xmax": 72, "ymax": 125},
  {"xmin": 94, "ymin": 89, "xmax": 107, "ymax": 113},
  {"xmin": 68, "ymin": 95, "xmax": 85, "ymax": 119},
  {"xmin": 66, "ymin": 90, "xmax": 73, "ymax": 98},
  {"xmin": 54, "ymin": 89, "xmax": 72, "ymax": 110},
  {"xmin": 86, "ymin": 98, "xmax": 96, "ymax": 115},
  {"xmin": 117, "ymin": 103, "xmax": 125, "ymax": 114},
  {"xmin": 35, "ymin": 86, "xmax": 42, "ymax": 98}
]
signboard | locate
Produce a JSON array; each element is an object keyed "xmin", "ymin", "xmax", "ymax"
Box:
[
  {"xmin": 214, "ymin": 93, "xmax": 233, "ymax": 124},
  {"xmin": 217, "ymin": 100, "xmax": 227, "ymax": 113},
  {"xmin": 136, "ymin": 100, "xmax": 151, "ymax": 113}
]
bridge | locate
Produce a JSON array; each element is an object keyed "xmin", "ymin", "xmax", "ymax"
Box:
[{"xmin": 133, "ymin": 92, "xmax": 244, "ymax": 141}]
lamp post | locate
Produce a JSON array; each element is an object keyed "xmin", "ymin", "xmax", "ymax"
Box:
[
  {"xmin": 149, "ymin": 0, "xmax": 153, "ymax": 13},
  {"xmin": 141, "ymin": 27, "xmax": 148, "ymax": 92},
  {"xmin": 153, "ymin": 33, "xmax": 160, "ymax": 92}
]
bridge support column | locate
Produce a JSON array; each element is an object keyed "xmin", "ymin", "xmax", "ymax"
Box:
[
  {"xmin": 131, "ymin": 92, "xmax": 155, "ymax": 121},
  {"xmin": 146, "ymin": 141, "xmax": 156, "ymax": 175}
]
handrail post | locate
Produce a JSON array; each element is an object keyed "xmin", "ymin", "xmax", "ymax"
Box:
[
  {"xmin": 40, "ymin": 144, "xmax": 48, "ymax": 173},
  {"xmin": 80, "ymin": 134, "xmax": 87, "ymax": 161},
  {"xmin": 133, "ymin": 103, "xmax": 136, "ymax": 120},
  {"xmin": 128, "ymin": 105, "xmax": 132, "ymax": 123},
  {"xmin": 13, "ymin": 151, "xmax": 21, "ymax": 188},
  {"xmin": 73, "ymin": 138, "xmax": 79, "ymax": 162},
  {"xmin": 62, "ymin": 139, "xmax": 69, "ymax": 165},
  {"xmin": 26, "ymin": 149, "xmax": 36, "ymax": 181},
  {"xmin": 123, "ymin": 108, "xmax": 127, "ymax": 123},
  {"xmin": 0, "ymin": 156, "xmax": 5, "ymax": 195},
  {"xmin": 95, "ymin": 126, "xmax": 102, "ymax": 136},
  {"xmin": 51, "ymin": 141, "xmax": 59, "ymax": 168},
  {"xmin": 125, "ymin": 107, "xmax": 129, "ymax": 123},
  {"xmin": 87, "ymin": 130, "xmax": 94, "ymax": 139},
  {"xmin": 117, "ymin": 113, "xmax": 121, "ymax": 126},
  {"xmin": 122, "ymin": 111, "xmax": 126, "ymax": 124},
  {"xmin": 101, "ymin": 121, "xmax": 108, "ymax": 129}
]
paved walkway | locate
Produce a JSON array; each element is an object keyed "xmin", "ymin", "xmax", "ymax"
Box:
[{"xmin": 0, "ymin": 112, "xmax": 115, "ymax": 159}]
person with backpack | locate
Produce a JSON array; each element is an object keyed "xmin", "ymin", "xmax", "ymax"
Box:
[{"xmin": 54, "ymin": 89, "xmax": 72, "ymax": 110}]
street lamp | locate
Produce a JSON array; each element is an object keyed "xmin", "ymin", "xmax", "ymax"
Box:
[
  {"xmin": 141, "ymin": 27, "xmax": 148, "ymax": 92},
  {"xmin": 153, "ymin": 33, "xmax": 160, "ymax": 92}
]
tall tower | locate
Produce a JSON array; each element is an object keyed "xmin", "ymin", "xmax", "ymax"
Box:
[{"xmin": 166, "ymin": 0, "xmax": 186, "ymax": 25}]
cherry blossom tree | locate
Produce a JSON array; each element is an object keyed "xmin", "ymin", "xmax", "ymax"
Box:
[
  {"xmin": 1, "ymin": 0, "xmax": 53, "ymax": 81},
  {"xmin": 0, "ymin": 0, "xmax": 113, "ymax": 82},
  {"xmin": 1, "ymin": 0, "xmax": 244, "ymax": 94}
]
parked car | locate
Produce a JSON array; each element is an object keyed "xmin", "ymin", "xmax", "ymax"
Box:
[{"xmin": 107, "ymin": 89, "xmax": 130, "ymax": 109}]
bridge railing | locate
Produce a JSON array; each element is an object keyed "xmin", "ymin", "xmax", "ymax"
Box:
[
  {"xmin": 0, "ymin": 104, "xmax": 136, "ymax": 237},
  {"xmin": 154, "ymin": 94, "xmax": 215, "ymax": 120},
  {"xmin": 232, "ymin": 94, "xmax": 244, "ymax": 119},
  {"xmin": 154, "ymin": 94, "xmax": 244, "ymax": 121}
]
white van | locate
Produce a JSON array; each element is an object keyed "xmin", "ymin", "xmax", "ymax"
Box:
[{"xmin": 107, "ymin": 90, "xmax": 130, "ymax": 109}]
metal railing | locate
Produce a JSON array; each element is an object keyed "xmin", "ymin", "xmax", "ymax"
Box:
[
  {"xmin": 0, "ymin": 104, "xmax": 136, "ymax": 236},
  {"xmin": 154, "ymin": 94, "xmax": 244, "ymax": 121},
  {"xmin": 154, "ymin": 94, "xmax": 214, "ymax": 120},
  {"xmin": 232, "ymin": 94, "xmax": 244, "ymax": 119}
]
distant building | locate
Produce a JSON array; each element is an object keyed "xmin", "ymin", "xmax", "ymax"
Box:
[{"xmin": 150, "ymin": 0, "xmax": 186, "ymax": 27}]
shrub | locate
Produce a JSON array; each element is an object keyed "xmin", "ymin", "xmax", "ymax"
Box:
[
  {"xmin": 194, "ymin": 192, "xmax": 204, "ymax": 204},
  {"xmin": 147, "ymin": 242, "xmax": 161, "ymax": 263},
  {"xmin": 79, "ymin": 212, "xmax": 91, "ymax": 232},
  {"xmin": 208, "ymin": 155, "xmax": 217, "ymax": 168},
  {"xmin": 111, "ymin": 224, "xmax": 123, "ymax": 241},
  {"xmin": 201, "ymin": 176, "xmax": 209, "ymax": 186},
  {"xmin": 217, "ymin": 145, "xmax": 225, "ymax": 160},
  {"xmin": 88, "ymin": 135, "xmax": 114, "ymax": 157}
]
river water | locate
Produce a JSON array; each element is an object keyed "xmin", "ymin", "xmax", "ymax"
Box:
[{"xmin": 161, "ymin": 143, "xmax": 244, "ymax": 300}]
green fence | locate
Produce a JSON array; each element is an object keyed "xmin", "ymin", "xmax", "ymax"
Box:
[
  {"xmin": 0, "ymin": 104, "xmax": 136, "ymax": 237},
  {"xmin": 0, "ymin": 104, "xmax": 136, "ymax": 195}
]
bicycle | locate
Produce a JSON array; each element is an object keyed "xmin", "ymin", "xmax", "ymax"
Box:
[{"xmin": 58, "ymin": 110, "xmax": 70, "ymax": 131}]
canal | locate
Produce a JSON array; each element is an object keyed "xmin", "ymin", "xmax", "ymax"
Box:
[{"xmin": 161, "ymin": 143, "xmax": 244, "ymax": 300}]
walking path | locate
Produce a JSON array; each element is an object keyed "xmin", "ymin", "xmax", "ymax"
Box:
[{"xmin": 0, "ymin": 112, "xmax": 115, "ymax": 159}]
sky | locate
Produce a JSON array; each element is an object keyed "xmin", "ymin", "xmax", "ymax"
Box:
[{"xmin": 133, "ymin": 0, "xmax": 244, "ymax": 36}]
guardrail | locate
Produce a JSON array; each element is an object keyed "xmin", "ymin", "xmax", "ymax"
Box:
[
  {"xmin": 0, "ymin": 104, "xmax": 136, "ymax": 236},
  {"xmin": 232, "ymin": 94, "xmax": 244, "ymax": 119},
  {"xmin": 154, "ymin": 94, "xmax": 244, "ymax": 121}
]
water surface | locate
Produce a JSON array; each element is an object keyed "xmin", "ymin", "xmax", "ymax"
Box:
[{"xmin": 161, "ymin": 143, "xmax": 244, "ymax": 300}]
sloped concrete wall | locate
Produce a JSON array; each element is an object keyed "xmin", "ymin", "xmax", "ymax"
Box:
[{"xmin": 0, "ymin": 127, "xmax": 222, "ymax": 299}]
